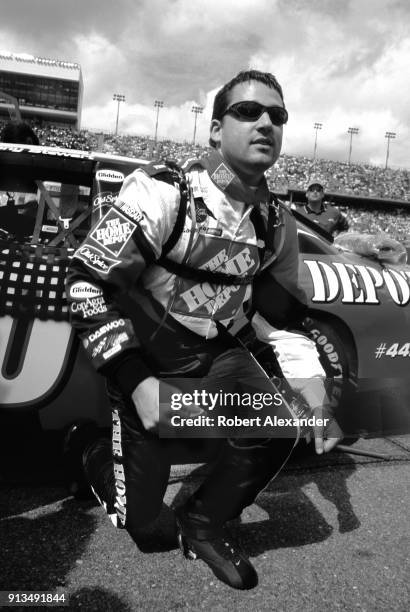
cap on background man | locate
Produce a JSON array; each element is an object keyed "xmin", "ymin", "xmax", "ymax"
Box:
[{"xmin": 306, "ymin": 177, "xmax": 325, "ymax": 191}]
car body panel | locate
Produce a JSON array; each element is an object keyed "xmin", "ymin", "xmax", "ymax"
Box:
[{"xmin": 298, "ymin": 227, "xmax": 410, "ymax": 384}]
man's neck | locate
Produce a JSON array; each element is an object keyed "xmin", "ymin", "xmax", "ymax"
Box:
[
  {"xmin": 235, "ymin": 167, "xmax": 265, "ymax": 188},
  {"xmin": 306, "ymin": 200, "xmax": 324, "ymax": 213},
  {"xmin": 204, "ymin": 150, "xmax": 270, "ymax": 205},
  {"xmin": 216, "ymin": 150, "xmax": 266, "ymax": 187}
]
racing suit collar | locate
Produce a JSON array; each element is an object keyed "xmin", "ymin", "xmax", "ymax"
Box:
[{"xmin": 202, "ymin": 150, "xmax": 270, "ymax": 206}]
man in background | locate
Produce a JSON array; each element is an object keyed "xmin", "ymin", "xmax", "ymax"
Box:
[{"xmin": 293, "ymin": 178, "xmax": 349, "ymax": 236}]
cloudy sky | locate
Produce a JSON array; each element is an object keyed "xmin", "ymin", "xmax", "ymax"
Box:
[{"xmin": 2, "ymin": 0, "xmax": 410, "ymax": 167}]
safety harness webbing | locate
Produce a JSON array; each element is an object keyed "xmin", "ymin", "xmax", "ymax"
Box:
[{"xmin": 0, "ymin": 240, "xmax": 71, "ymax": 321}]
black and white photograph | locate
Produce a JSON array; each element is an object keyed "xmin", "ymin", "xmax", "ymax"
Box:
[{"xmin": 0, "ymin": 0, "xmax": 409, "ymax": 610}]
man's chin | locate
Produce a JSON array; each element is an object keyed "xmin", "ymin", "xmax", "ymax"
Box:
[{"xmin": 249, "ymin": 153, "xmax": 277, "ymax": 173}]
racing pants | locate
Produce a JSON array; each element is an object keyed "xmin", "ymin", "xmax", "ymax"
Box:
[{"xmin": 83, "ymin": 344, "xmax": 298, "ymax": 539}]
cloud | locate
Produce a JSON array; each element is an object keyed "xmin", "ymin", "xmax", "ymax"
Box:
[{"xmin": 1, "ymin": 0, "xmax": 410, "ymax": 165}]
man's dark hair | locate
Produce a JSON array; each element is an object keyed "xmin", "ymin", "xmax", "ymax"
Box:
[
  {"xmin": 209, "ymin": 69, "xmax": 285, "ymax": 148},
  {"xmin": 0, "ymin": 120, "xmax": 39, "ymax": 145},
  {"xmin": 211, "ymin": 69, "xmax": 285, "ymax": 122}
]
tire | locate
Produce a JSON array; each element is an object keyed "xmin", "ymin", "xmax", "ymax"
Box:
[{"xmin": 303, "ymin": 316, "xmax": 358, "ymax": 441}]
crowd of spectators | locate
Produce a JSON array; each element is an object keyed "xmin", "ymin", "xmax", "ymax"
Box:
[
  {"xmin": 2, "ymin": 119, "xmax": 409, "ymax": 201},
  {"xmin": 341, "ymin": 206, "xmax": 410, "ymax": 247},
  {"xmin": 267, "ymin": 154, "xmax": 410, "ymax": 202},
  {"xmin": 1, "ymin": 119, "xmax": 410, "ymax": 244}
]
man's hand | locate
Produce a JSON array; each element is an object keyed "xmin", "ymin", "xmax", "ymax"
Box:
[
  {"xmin": 313, "ymin": 405, "xmax": 343, "ymax": 454},
  {"xmin": 131, "ymin": 376, "xmax": 204, "ymax": 433}
]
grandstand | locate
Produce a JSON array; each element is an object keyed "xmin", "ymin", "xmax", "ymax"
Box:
[
  {"xmin": 0, "ymin": 52, "xmax": 83, "ymax": 128},
  {"xmin": 1, "ymin": 118, "xmax": 410, "ymax": 246}
]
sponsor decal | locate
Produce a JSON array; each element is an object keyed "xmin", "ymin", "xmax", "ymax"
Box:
[
  {"xmin": 95, "ymin": 169, "xmax": 125, "ymax": 183},
  {"xmin": 194, "ymin": 200, "xmax": 209, "ymax": 223},
  {"xmin": 90, "ymin": 338, "xmax": 107, "ymax": 358},
  {"xmin": 90, "ymin": 332, "xmax": 129, "ymax": 359},
  {"xmin": 304, "ymin": 259, "xmax": 410, "ymax": 306},
  {"xmin": 91, "ymin": 209, "xmax": 136, "ymax": 257},
  {"xmin": 112, "ymin": 409, "xmax": 126, "ymax": 526},
  {"xmin": 309, "ymin": 327, "xmax": 343, "ymax": 377},
  {"xmin": 70, "ymin": 296, "xmax": 107, "ymax": 319},
  {"xmin": 87, "ymin": 318, "xmax": 125, "ymax": 343},
  {"xmin": 211, "ymin": 163, "xmax": 235, "ymax": 190},
  {"xmin": 0, "ymin": 144, "xmax": 90, "ymax": 159},
  {"xmin": 93, "ymin": 191, "xmax": 118, "ymax": 208},
  {"xmin": 188, "ymin": 199, "xmax": 215, "ymax": 223},
  {"xmin": 75, "ymin": 243, "xmax": 120, "ymax": 274},
  {"xmin": 70, "ymin": 282, "xmax": 102, "ymax": 300},
  {"xmin": 178, "ymin": 246, "xmax": 256, "ymax": 315},
  {"xmin": 102, "ymin": 344, "xmax": 122, "ymax": 359},
  {"xmin": 117, "ymin": 199, "xmax": 145, "ymax": 223},
  {"xmin": 112, "ymin": 408, "xmax": 123, "ymax": 458}
]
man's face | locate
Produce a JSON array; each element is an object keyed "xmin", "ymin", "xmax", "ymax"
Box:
[
  {"xmin": 210, "ymin": 80, "xmax": 285, "ymax": 185},
  {"xmin": 306, "ymin": 185, "xmax": 324, "ymax": 205}
]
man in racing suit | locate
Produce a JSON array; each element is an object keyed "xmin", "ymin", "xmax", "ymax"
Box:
[{"xmin": 65, "ymin": 69, "xmax": 342, "ymax": 590}]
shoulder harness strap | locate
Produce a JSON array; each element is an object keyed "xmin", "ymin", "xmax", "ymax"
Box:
[
  {"xmin": 143, "ymin": 160, "xmax": 190, "ymax": 258},
  {"xmin": 151, "ymin": 164, "xmax": 286, "ymax": 285}
]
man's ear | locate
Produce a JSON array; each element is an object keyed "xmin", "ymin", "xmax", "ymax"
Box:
[{"xmin": 210, "ymin": 119, "xmax": 222, "ymax": 148}]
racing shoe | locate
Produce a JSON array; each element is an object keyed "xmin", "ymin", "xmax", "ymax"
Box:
[
  {"xmin": 62, "ymin": 420, "xmax": 99, "ymax": 500},
  {"xmin": 174, "ymin": 507, "xmax": 258, "ymax": 590}
]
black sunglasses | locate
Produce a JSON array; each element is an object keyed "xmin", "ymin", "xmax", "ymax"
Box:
[{"xmin": 222, "ymin": 101, "xmax": 288, "ymax": 126}]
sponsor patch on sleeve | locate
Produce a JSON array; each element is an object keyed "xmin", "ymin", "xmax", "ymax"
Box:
[
  {"xmin": 70, "ymin": 296, "xmax": 108, "ymax": 319},
  {"xmin": 74, "ymin": 243, "xmax": 120, "ymax": 274},
  {"xmin": 116, "ymin": 199, "xmax": 145, "ymax": 224},
  {"xmin": 82, "ymin": 319, "xmax": 135, "ymax": 363},
  {"xmin": 93, "ymin": 191, "xmax": 118, "ymax": 208},
  {"xmin": 91, "ymin": 208, "xmax": 136, "ymax": 256},
  {"xmin": 70, "ymin": 281, "xmax": 103, "ymax": 300}
]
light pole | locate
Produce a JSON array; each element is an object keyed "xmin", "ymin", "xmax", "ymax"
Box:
[
  {"xmin": 191, "ymin": 105, "xmax": 203, "ymax": 144},
  {"xmin": 313, "ymin": 122, "xmax": 322, "ymax": 161},
  {"xmin": 384, "ymin": 131, "xmax": 396, "ymax": 169},
  {"xmin": 347, "ymin": 127, "xmax": 359, "ymax": 164},
  {"xmin": 113, "ymin": 93, "xmax": 125, "ymax": 136},
  {"xmin": 154, "ymin": 100, "xmax": 164, "ymax": 144}
]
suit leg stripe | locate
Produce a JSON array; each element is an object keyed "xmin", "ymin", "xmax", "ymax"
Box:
[{"xmin": 112, "ymin": 408, "xmax": 127, "ymax": 526}]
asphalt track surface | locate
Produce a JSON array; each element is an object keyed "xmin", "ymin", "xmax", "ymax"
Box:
[{"xmin": 1, "ymin": 436, "xmax": 409, "ymax": 611}]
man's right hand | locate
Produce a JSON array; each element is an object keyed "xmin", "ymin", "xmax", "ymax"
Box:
[{"xmin": 131, "ymin": 376, "xmax": 204, "ymax": 433}]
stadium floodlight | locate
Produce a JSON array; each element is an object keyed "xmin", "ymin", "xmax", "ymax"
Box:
[
  {"xmin": 191, "ymin": 105, "xmax": 203, "ymax": 144},
  {"xmin": 313, "ymin": 122, "xmax": 323, "ymax": 161},
  {"xmin": 154, "ymin": 100, "xmax": 164, "ymax": 144},
  {"xmin": 347, "ymin": 127, "xmax": 359, "ymax": 165},
  {"xmin": 384, "ymin": 131, "xmax": 397, "ymax": 169},
  {"xmin": 113, "ymin": 94, "xmax": 125, "ymax": 136}
]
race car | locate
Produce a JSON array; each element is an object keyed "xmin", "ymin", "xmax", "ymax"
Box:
[{"xmin": 0, "ymin": 143, "xmax": 409, "ymax": 451}]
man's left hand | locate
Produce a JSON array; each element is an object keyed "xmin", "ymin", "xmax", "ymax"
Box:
[{"xmin": 313, "ymin": 405, "xmax": 343, "ymax": 454}]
